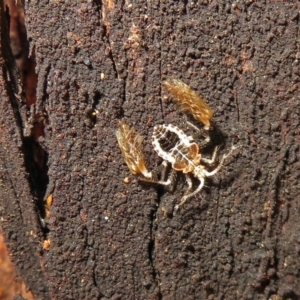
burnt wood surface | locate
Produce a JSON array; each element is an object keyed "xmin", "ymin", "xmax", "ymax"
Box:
[{"xmin": 1, "ymin": 1, "xmax": 300, "ymax": 299}]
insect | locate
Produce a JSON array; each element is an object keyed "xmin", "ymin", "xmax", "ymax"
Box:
[
  {"xmin": 142, "ymin": 124, "xmax": 235, "ymax": 211},
  {"xmin": 116, "ymin": 121, "xmax": 235, "ymax": 211},
  {"xmin": 42, "ymin": 238, "xmax": 51, "ymax": 251},
  {"xmin": 164, "ymin": 79, "xmax": 213, "ymax": 130},
  {"xmin": 116, "ymin": 79, "xmax": 235, "ymax": 211},
  {"xmin": 116, "ymin": 121, "xmax": 152, "ymax": 179}
]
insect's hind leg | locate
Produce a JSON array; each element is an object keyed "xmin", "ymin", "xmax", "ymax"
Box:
[{"xmin": 174, "ymin": 176, "xmax": 205, "ymax": 212}]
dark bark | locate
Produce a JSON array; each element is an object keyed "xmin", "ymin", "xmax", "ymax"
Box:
[
  {"xmin": 0, "ymin": 0, "xmax": 300, "ymax": 299},
  {"xmin": 0, "ymin": 1, "xmax": 49, "ymax": 299}
]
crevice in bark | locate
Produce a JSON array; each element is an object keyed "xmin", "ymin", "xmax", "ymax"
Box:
[
  {"xmin": 93, "ymin": 0, "xmax": 102, "ymax": 11},
  {"xmin": 148, "ymin": 216, "xmax": 162, "ymax": 300},
  {"xmin": 102, "ymin": 22, "xmax": 118, "ymax": 79},
  {"xmin": 23, "ymin": 137, "xmax": 49, "ymax": 214},
  {"xmin": 3, "ymin": 0, "xmax": 50, "ymax": 232}
]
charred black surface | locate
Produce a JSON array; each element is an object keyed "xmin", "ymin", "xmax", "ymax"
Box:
[{"xmin": 0, "ymin": 0, "xmax": 299, "ymax": 299}]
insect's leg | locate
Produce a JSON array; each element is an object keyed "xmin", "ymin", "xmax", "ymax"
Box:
[
  {"xmin": 139, "ymin": 176, "xmax": 172, "ymax": 186},
  {"xmin": 204, "ymin": 145, "xmax": 236, "ymax": 177},
  {"xmin": 186, "ymin": 121, "xmax": 211, "ymax": 147},
  {"xmin": 160, "ymin": 160, "xmax": 169, "ymax": 181},
  {"xmin": 185, "ymin": 173, "xmax": 193, "ymax": 190},
  {"xmin": 186, "ymin": 120, "xmax": 201, "ymax": 132},
  {"xmin": 201, "ymin": 146, "xmax": 219, "ymax": 165},
  {"xmin": 199, "ymin": 131, "xmax": 211, "ymax": 147},
  {"xmin": 164, "ymin": 167, "xmax": 178, "ymax": 192},
  {"xmin": 142, "ymin": 160, "xmax": 168, "ymax": 181},
  {"xmin": 174, "ymin": 176, "xmax": 205, "ymax": 212},
  {"xmin": 139, "ymin": 161, "xmax": 173, "ymax": 186}
]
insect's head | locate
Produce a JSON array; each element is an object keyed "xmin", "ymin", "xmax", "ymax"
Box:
[{"xmin": 192, "ymin": 165, "xmax": 206, "ymax": 178}]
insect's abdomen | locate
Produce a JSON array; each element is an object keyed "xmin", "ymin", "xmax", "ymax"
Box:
[
  {"xmin": 152, "ymin": 124, "xmax": 200, "ymax": 172},
  {"xmin": 153, "ymin": 125, "xmax": 180, "ymax": 152}
]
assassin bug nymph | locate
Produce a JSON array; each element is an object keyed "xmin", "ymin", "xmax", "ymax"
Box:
[
  {"xmin": 116, "ymin": 79, "xmax": 236, "ymax": 212},
  {"xmin": 140, "ymin": 124, "xmax": 236, "ymax": 211}
]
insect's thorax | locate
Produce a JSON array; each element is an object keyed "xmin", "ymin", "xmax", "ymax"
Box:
[{"xmin": 152, "ymin": 124, "xmax": 201, "ymax": 173}]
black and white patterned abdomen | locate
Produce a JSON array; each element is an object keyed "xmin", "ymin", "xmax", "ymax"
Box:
[
  {"xmin": 152, "ymin": 124, "xmax": 200, "ymax": 172},
  {"xmin": 152, "ymin": 125, "xmax": 180, "ymax": 152}
]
